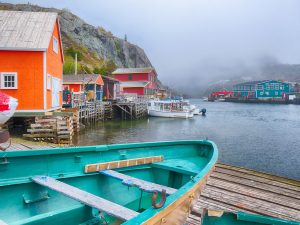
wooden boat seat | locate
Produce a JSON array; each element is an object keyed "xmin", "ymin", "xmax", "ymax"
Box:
[
  {"xmin": 85, "ymin": 155, "xmax": 163, "ymax": 173},
  {"xmin": 32, "ymin": 176, "xmax": 139, "ymax": 221},
  {"xmin": 100, "ymin": 170, "xmax": 177, "ymax": 195}
]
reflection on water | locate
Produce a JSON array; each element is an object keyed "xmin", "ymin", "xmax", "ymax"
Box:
[{"xmin": 74, "ymin": 100, "xmax": 300, "ymax": 180}]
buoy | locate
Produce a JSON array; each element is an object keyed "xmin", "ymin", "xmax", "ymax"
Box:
[{"xmin": 201, "ymin": 108, "xmax": 206, "ymax": 116}]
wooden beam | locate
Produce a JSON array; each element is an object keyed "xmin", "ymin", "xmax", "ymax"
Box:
[
  {"xmin": 32, "ymin": 176, "xmax": 139, "ymax": 221},
  {"xmin": 100, "ymin": 169, "xmax": 176, "ymax": 195},
  {"xmin": 14, "ymin": 111, "xmax": 74, "ymax": 117},
  {"xmin": 85, "ymin": 155, "xmax": 163, "ymax": 173}
]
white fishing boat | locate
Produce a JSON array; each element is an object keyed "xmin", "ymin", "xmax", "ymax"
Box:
[
  {"xmin": 0, "ymin": 92, "xmax": 18, "ymax": 125},
  {"xmin": 147, "ymin": 100, "xmax": 194, "ymax": 118}
]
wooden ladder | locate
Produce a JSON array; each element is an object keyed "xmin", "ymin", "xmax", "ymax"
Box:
[
  {"xmin": 32, "ymin": 176, "xmax": 139, "ymax": 221},
  {"xmin": 100, "ymin": 170, "xmax": 177, "ymax": 195}
]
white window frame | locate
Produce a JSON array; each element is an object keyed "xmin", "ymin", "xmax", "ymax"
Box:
[
  {"xmin": 47, "ymin": 74, "xmax": 52, "ymax": 90},
  {"xmin": 53, "ymin": 36, "xmax": 58, "ymax": 54},
  {"xmin": 0, "ymin": 72, "xmax": 18, "ymax": 89}
]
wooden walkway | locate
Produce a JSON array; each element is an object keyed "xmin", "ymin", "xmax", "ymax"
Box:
[
  {"xmin": 1, "ymin": 142, "xmax": 55, "ymax": 151},
  {"xmin": 186, "ymin": 163, "xmax": 300, "ymax": 224}
]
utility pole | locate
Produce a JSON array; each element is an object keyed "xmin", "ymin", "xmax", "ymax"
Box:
[{"xmin": 75, "ymin": 53, "xmax": 78, "ymax": 75}]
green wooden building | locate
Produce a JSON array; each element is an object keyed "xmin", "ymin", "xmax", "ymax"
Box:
[{"xmin": 233, "ymin": 80, "xmax": 291, "ymax": 99}]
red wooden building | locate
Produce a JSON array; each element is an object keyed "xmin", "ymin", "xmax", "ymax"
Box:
[
  {"xmin": 0, "ymin": 11, "xmax": 63, "ymax": 113},
  {"xmin": 210, "ymin": 90, "xmax": 233, "ymax": 98},
  {"xmin": 112, "ymin": 68, "xmax": 157, "ymax": 96}
]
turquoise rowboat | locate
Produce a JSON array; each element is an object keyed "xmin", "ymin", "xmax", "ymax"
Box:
[
  {"xmin": 202, "ymin": 211, "xmax": 300, "ymax": 225},
  {"xmin": 0, "ymin": 140, "xmax": 218, "ymax": 225}
]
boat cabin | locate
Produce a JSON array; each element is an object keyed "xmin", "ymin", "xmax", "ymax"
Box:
[{"xmin": 102, "ymin": 75, "xmax": 120, "ymax": 100}]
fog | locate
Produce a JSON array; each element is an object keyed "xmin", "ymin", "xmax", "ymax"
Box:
[{"xmin": 8, "ymin": 0, "xmax": 300, "ymax": 94}]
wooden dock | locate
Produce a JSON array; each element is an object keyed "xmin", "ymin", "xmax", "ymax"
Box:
[
  {"xmin": 186, "ymin": 163, "xmax": 300, "ymax": 224},
  {"xmin": 1, "ymin": 142, "xmax": 55, "ymax": 151},
  {"xmin": 113, "ymin": 95, "xmax": 148, "ymax": 120}
]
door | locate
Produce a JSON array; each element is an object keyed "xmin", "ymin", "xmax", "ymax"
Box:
[{"xmin": 52, "ymin": 77, "xmax": 60, "ymax": 107}]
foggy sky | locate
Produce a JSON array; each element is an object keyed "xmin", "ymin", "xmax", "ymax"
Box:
[{"xmin": 7, "ymin": 0, "xmax": 300, "ymax": 92}]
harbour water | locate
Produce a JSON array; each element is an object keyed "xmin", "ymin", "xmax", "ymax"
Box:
[{"xmin": 74, "ymin": 99, "xmax": 300, "ymax": 180}]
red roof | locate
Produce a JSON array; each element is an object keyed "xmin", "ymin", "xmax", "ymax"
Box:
[{"xmin": 211, "ymin": 90, "xmax": 233, "ymax": 97}]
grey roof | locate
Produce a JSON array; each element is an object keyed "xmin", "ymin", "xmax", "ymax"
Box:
[
  {"xmin": 120, "ymin": 81, "xmax": 149, "ymax": 88},
  {"xmin": 102, "ymin": 75, "xmax": 120, "ymax": 83},
  {"xmin": 63, "ymin": 74, "xmax": 103, "ymax": 84},
  {"xmin": 0, "ymin": 11, "xmax": 58, "ymax": 50},
  {"xmin": 112, "ymin": 67, "xmax": 154, "ymax": 74}
]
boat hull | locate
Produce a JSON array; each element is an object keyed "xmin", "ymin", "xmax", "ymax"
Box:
[
  {"xmin": 0, "ymin": 93, "xmax": 18, "ymax": 124},
  {"xmin": 148, "ymin": 109, "xmax": 194, "ymax": 118},
  {"xmin": 0, "ymin": 140, "xmax": 218, "ymax": 225}
]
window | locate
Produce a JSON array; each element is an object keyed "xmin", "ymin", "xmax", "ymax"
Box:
[
  {"xmin": 53, "ymin": 36, "xmax": 58, "ymax": 54},
  {"xmin": 47, "ymin": 74, "xmax": 52, "ymax": 90},
  {"xmin": 1, "ymin": 72, "xmax": 17, "ymax": 89},
  {"xmin": 128, "ymin": 74, "xmax": 132, "ymax": 80}
]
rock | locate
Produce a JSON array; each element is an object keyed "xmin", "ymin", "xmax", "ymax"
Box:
[{"xmin": 0, "ymin": 3, "xmax": 153, "ymax": 68}]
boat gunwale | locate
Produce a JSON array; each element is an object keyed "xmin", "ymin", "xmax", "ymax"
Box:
[{"xmin": 0, "ymin": 140, "xmax": 213, "ymax": 157}]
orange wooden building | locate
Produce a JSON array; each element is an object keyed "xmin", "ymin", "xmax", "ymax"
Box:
[{"xmin": 0, "ymin": 11, "xmax": 64, "ymax": 113}]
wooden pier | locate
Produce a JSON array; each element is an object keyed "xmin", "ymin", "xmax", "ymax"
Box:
[
  {"xmin": 113, "ymin": 95, "xmax": 148, "ymax": 120},
  {"xmin": 186, "ymin": 163, "xmax": 300, "ymax": 224}
]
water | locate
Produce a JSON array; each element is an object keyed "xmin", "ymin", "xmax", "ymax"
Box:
[{"xmin": 74, "ymin": 99, "xmax": 300, "ymax": 180}]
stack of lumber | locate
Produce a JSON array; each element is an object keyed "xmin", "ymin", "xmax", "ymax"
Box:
[
  {"xmin": 61, "ymin": 108, "xmax": 80, "ymax": 132},
  {"xmin": 23, "ymin": 116, "xmax": 74, "ymax": 144}
]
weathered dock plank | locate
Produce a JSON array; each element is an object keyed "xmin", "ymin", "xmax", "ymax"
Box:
[
  {"xmin": 215, "ymin": 166, "xmax": 300, "ymax": 192},
  {"xmin": 211, "ymin": 171, "xmax": 300, "ymax": 199},
  {"xmin": 185, "ymin": 163, "xmax": 300, "ymax": 224},
  {"xmin": 1, "ymin": 142, "xmax": 55, "ymax": 151}
]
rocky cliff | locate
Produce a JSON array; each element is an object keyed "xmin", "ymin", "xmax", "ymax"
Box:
[{"xmin": 0, "ymin": 3, "xmax": 153, "ymax": 73}]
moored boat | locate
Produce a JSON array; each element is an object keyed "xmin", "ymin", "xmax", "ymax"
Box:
[
  {"xmin": 147, "ymin": 100, "xmax": 194, "ymax": 118},
  {"xmin": 0, "ymin": 140, "xmax": 218, "ymax": 225},
  {"xmin": 0, "ymin": 92, "xmax": 18, "ymax": 125}
]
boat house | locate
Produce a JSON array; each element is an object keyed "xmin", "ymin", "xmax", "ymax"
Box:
[
  {"xmin": 233, "ymin": 80, "xmax": 291, "ymax": 99},
  {"xmin": 112, "ymin": 68, "xmax": 157, "ymax": 96},
  {"xmin": 63, "ymin": 74, "xmax": 104, "ymax": 101},
  {"xmin": 0, "ymin": 11, "xmax": 64, "ymax": 113},
  {"xmin": 102, "ymin": 76, "xmax": 120, "ymax": 100}
]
